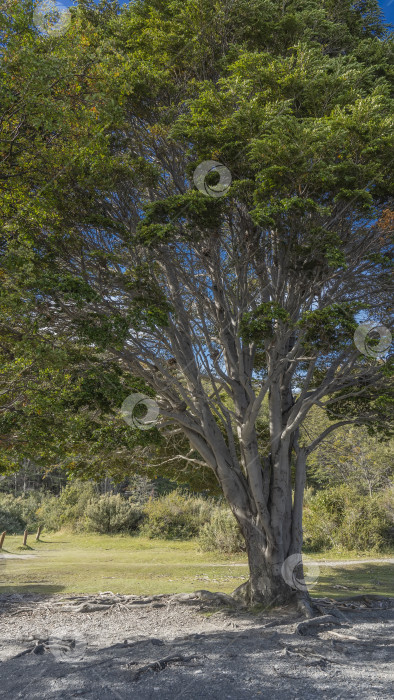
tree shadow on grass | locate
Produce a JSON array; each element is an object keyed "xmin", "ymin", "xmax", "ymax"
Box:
[
  {"xmin": 312, "ymin": 563, "xmax": 394, "ymax": 600},
  {"xmin": 0, "ymin": 584, "xmax": 65, "ymax": 595},
  {"xmin": 35, "ymin": 540, "xmax": 71, "ymax": 544}
]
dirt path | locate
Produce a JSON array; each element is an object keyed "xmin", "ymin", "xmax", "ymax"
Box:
[
  {"xmin": 0, "ymin": 553, "xmax": 36, "ymax": 559},
  {"xmin": 2, "ymin": 553, "xmax": 393, "ymax": 564},
  {"xmin": 315, "ymin": 558, "xmax": 394, "ymax": 567},
  {"xmin": 0, "ymin": 592, "xmax": 392, "ymax": 699}
]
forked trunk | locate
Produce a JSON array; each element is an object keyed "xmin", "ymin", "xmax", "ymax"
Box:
[
  {"xmin": 231, "ymin": 446, "xmax": 313, "ymax": 613},
  {"xmin": 232, "ymin": 519, "xmax": 297, "ymax": 607}
]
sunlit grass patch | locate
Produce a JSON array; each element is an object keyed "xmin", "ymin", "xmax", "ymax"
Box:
[{"xmin": 1, "ymin": 533, "xmax": 392, "ymax": 599}]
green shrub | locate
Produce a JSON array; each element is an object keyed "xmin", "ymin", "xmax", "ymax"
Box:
[
  {"xmin": 16, "ymin": 491, "xmax": 45, "ymax": 530},
  {"xmin": 36, "ymin": 481, "xmax": 97, "ymax": 532},
  {"xmin": 0, "ymin": 491, "xmax": 45, "ymax": 533},
  {"xmin": 0, "ymin": 510, "xmax": 22, "ymax": 533},
  {"xmin": 336, "ymin": 495, "xmax": 392, "ymax": 551},
  {"xmin": 85, "ymin": 495, "xmax": 144, "ymax": 534},
  {"xmin": 302, "ymin": 487, "xmax": 344, "ymax": 551},
  {"xmin": 379, "ymin": 484, "xmax": 394, "ymax": 524},
  {"xmin": 199, "ymin": 507, "xmax": 245, "ymax": 553},
  {"xmin": 35, "ymin": 495, "xmax": 61, "ymax": 532},
  {"xmin": 142, "ymin": 491, "xmax": 212, "ymax": 539},
  {"xmin": 303, "ymin": 485, "xmax": 394, "ymax": 552},
  {"xmin": 0, "ymin": 493, "xmax": 24, "ymax": 533},
  {"xmin": 302, "ymin": 504, "xmax": 337, "ymax": 551}
]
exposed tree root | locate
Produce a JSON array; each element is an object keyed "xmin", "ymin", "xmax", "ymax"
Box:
[
  {"xmin": 192, "ymin": 590, "xmax": 237, "ymax": 607},
  {"xmin": 13, "ymin": 637, "xmax": 79, "ymax": 658},
  {"xmin": 129, "ymin": 654, "xmax": 201, "ymax": 681},
  {"xmin": 278, "ymin": 644, "xmax": 341, "ymax": 667},
  {"xmin": 231, "ymin": 581, "xmax": 251, "ymax": 606},
  {"xmin": 8, "ymin": 590, "xmax": 238, "ymax": 619},
  {"xmin": 296, "ymin": 614, "xmax": 342, "ymax": 636},
  {"xmin": 8, "ymin": 590, "xmax": 391, "ymax": 635},
  {"xmin": 295, "ymin": 591, "xmax": 317, "ymax": 619},
  {"xmin": 326, "ymin": 630, "xmax": 361, "ymax": 641},
  {"xmin": 231, "ymin": 580, "xmax": 296, "ymax": 610}
]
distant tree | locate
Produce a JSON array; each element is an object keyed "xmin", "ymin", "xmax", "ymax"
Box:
[{"xmin": 306, "ymin": 413, "xmax": 393, "ymax": 495}]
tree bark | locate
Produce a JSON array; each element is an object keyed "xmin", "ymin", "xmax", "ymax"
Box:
[
  {"xmin": 232, "ymin": 513, "xmax": 299, "ymax": 607},
  {"xmin": 229, "ymin": 428, "xmax": 312, "ymax": 609}
]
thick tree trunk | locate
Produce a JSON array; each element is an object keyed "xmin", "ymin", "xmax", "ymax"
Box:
[
  {"xmin": 232, "ymin": 516, "xmax": 298, "ymax": 607},
  {"xmin": 232, "ymin": 516, "xmax": 315, "ymax": 615},
  {"xmin": 230, "ymin": 434, "xmax": 313, "ymax": 611}
]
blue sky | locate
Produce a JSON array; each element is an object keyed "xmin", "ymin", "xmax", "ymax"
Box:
[{"xmin": 381, "ymin": 0, "xmax": 394, "ymax": 24}]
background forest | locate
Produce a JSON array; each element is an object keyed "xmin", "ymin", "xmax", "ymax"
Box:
[{"xmin": 1, "ymin": 403, "xmax": 393, "ymax": 554}]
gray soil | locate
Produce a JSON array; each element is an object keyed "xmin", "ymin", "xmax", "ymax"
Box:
[{"xmin": 0, "ymin": 592, "xmax": 393, "ymax": 699}]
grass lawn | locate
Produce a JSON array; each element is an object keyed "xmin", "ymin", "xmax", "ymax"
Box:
[{"xmin": 1, "ymin": 533, "xmax": 393, "ymax": 599}]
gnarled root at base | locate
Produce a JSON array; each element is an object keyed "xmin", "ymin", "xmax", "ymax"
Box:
[
  {"xmin": 296, "ymin": 614, "xmax": 342, "ymax": 635},
  {"xmin": 295, "ymin": 589, "xmax": 318, "ymax": 619},
  {"xmin": 231, "ymin": 580, "xmax": 252, "ymax": 606},
  {"xmin": 232, "ymin": 580, "xmax": 318, "ymax": 618},
  {"xmin": 232, "ymin": 579, "xmax": 294, "ymax": 608}
]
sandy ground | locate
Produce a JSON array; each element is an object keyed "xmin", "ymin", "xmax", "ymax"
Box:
[{"xmin": 0, "ymin": 592, "xmax": 393, "ymax": 699}]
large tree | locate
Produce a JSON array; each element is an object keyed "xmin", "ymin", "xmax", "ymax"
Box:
[{"xmin": 1, "ymin": 0, "xmax": 393, "ymax": 608}]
